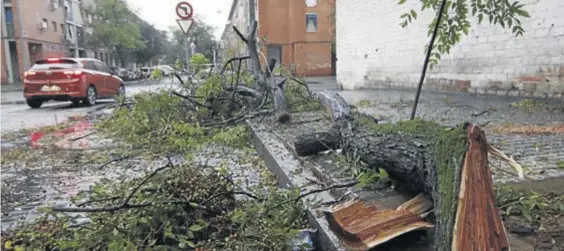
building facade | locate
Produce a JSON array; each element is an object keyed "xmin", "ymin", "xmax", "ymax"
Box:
[
  {"xmin": 1, "ymin": 0, "xmax": 125, "ymax": 87},
  {"xmin": 2, "ymin": 0, "xmax": 69, "ymax": 85},
  {"xmin": 81, "ymin": 0, "xmax": 115, "ymax": 67},
  {"xmin": 220, "ymin": 0, "xmax": 335, "ymax": 77},
  {"xmin": 336, "ymin": 0, "xmax": 564, "ymax": 99},
  {"xmin": 63, "ymin": 0, "xmax": 86, "ymax": 57}
]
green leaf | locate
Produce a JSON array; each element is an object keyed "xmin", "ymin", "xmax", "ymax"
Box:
[
  {"xmin": 189, "ymin": 224, "xmax": 205, "ymax": 232},
  {"xmin": 398, "ymin": 0, "xmax": 407, "ymax": 4},
  {"xmin": 515, "ymin": 9, "xmax": 530, "ymax": 18},
  {"xmin": 187, "ymin": 241, "xmax": 196, "ymax": 248},
  {"xmin": 410, "ymin": 10, "xmax": 417, "ymax": 19},
  {"xmin": 378, "ymin": 168, "xmax": 389, "ymax": 179},
  {"xmin": 4, "ymin": 241, "xmax": 12, "ymax": 249},
  {"xmin": 478, "ymin": 13, "xmax": 484, "ymax": 23}
]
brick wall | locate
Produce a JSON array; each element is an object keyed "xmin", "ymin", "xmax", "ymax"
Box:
[
  {"xmin": 336, "ymin": 0, "xmax": 564, "ymax": 100},
  {"xmin": 258, "ymin": 0, "xmax": 334, "ymax": 76}
]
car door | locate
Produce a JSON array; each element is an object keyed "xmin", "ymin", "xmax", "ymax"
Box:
[
  {"xmin": 82, "ymin": 61, "xmax": 102, "ymax": 95},
  {"xmin": 99, "ymin": 61, "xmax": 120, "ymax": 95},
  {"xmin": 93, "ymin": 60, "xmax": 111, "ymax": 97}
]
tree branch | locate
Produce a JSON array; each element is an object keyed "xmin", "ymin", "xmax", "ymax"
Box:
[{"xmin": 55, "ymin": 159, "xmax": 175, "ymax": 213}]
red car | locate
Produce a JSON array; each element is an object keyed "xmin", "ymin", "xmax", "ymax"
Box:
[{"xmin": 23, "ymin": 58, "xmax": 125, "ymax": 108}]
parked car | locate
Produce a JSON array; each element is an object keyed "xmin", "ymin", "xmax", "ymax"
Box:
[
  {"xmin": 23, "ymin": 58, "xmax": 125, "ymax": 108},
  {"xmin": 140, "ymin": 67, "xmax": 154, "ymax": 78},
  {"xmin": 156, "ymin": 65, "xmax": 175, "ymax": 76}
]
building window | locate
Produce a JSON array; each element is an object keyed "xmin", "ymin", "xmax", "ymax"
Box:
[
  {"xmin": 305, "ymin": 0, "xmax": 317, "ymax": 7},
  {"xmin": 60, "ymin": 24, "xmax": 64, "ymax": 33},
  {"xmin": 52, "ymin": 21, "xmax": 57, "ymax": 31},
  {"xmin": 305, "ymin": 13, "xmax": 317, "ymax": 32},
  {"xmin": 67, "ymin": 24, "xmax": 73, "ymax": 38},
  {"xmin": 4, "ymin": 7, "xmax": 12, "ymax": 23}
]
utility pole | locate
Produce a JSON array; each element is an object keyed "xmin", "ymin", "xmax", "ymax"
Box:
[{"xmin": 248, "ymin": 0, "xmax": 257, "ymax": 72}]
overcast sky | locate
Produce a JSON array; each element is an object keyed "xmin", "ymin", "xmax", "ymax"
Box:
[{"xmin": 126, "ymin": 0, "xmax": 233, "ymax": 40}]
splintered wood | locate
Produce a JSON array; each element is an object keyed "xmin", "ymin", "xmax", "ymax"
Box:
[
  {"xmin": 324, "ymin": 194, "xmax": 433, "ymax": 250},
  {"xmin": 452, "ymin": 125, "xmax": 510, "ymax": 251}
]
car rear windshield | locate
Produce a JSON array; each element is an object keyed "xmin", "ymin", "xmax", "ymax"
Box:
[{"xmin": 31, "ymin": 59, "xmax": 79, "ymax": 70}]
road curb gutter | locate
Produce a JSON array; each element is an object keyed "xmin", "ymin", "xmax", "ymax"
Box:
[{"xmin": 248, "ymin": 120, "xmax": 347, "ymax": 251}]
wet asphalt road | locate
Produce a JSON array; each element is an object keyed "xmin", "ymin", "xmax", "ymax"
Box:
[{"xmin": 0, "ymin": 78, "xmax": 177, "ymax": 133}]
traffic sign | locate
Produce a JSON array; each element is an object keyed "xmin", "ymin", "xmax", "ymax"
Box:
[
  {"xmin": 177, "ymin": 19, "xmax": 194, "ymax": 35},
  {"xmin": 176, "ymin": 2, "xmax": 193, "ymax": 20}
]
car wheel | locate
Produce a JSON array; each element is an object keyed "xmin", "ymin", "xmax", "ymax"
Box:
[
  {"xmin": 26, "ymin": 99, "xmax": 43, "ymax": 109},
  {"xmin": 83, "ymin": 85, "xmax": 97, "ymax": 106}
]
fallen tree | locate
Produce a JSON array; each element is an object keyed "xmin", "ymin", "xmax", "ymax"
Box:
[{"xmin": 294, "ymin": 90, "xmax": 510, "ymax": 251}]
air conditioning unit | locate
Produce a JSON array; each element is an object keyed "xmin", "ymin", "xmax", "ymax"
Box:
[
  {"xmin": 50, "ymin": 2, "xmax": 59, "ymax": 11},
  {"xmin": 38, "ymin": 22, "xmax": 48, "ymax": 30}
]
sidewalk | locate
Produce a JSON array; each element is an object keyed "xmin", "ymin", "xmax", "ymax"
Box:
[{"xmin": 0, "ymin": 79, "xmax": 160, "ymax": 105}]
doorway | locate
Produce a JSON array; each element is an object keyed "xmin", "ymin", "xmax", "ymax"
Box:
[
  {"xmin": 9, "ymin": 41, "xmax": 20, "ymax": 82},
  {"xmin": 267, "ymin": 44, "xmax": 282, "ymax": 70},
  {"xmin": 28, "ymin": 43, "xmax": 43, "ymax": 65}
]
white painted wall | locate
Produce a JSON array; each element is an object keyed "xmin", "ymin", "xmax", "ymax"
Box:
[{"xmin": 336, "ymin": 0, "xmax": 564, "ymax": 98}]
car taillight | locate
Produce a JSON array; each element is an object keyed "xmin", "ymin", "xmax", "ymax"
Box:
[
  {"xmin": 24, "ymin": 71, "xmax": 36, "ymax": 77},
  {"xmin": 47, "ymin": 58, "xmax": 60, "ymax": 62}
]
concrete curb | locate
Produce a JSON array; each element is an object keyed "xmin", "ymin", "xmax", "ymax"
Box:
[
  {"xmin": 248, "ymin": 120, "xmax": 347, "ymax": 251},
  {"xmin": 248, "ymin": 117, "xmax": 543, "ymax": 250},
  {"xmin": 1, "ymin": 79, "xmax": 161, "ymax": 105}
]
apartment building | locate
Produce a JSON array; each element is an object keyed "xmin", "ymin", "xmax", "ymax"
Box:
[
  {"xmin": 220, "ymin": 0, "xmax": 335, "ymax": 76},
  {"xmin": 63, "ymin": 0, "xmax": 86, "ymax": 57},
  {"xmin": 82, "ymin": 0, "xmax": 115, "ymax": 66},
  {"xmin": 2, "ymin": 0, "xmax": 69, "ymax": 85}
]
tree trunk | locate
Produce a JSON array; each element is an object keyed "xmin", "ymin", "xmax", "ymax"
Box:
[
  {"xmin": 293, "ymin": 90, "xmax": 509, "ymax": 251},
  {"xmin": 232, "ymin": 21, "xmax": 290, "ymax": 123}
]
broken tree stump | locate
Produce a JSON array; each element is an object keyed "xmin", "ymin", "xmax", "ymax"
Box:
[
  {"xmin": 294, "ymin": 90, "xmax": 510, "ymax": 251},
  {"xmin": 233, "ymin": 21, "xmax": 290, "ymax": 123}
]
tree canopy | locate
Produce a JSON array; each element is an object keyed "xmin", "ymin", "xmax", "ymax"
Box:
[
  {"xmin": 164, "ymin": 21, "xmax": 218, "ymax": 66},
  {"xmin": 398, "ymin": 0, "xmax": 530, "ymax": 66},
  {"xmin": 86, "ymin": 0, "xmax": 145, "ymax": 67}
]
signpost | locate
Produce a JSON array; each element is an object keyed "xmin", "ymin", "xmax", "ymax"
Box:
[
  {"xmin": 176, "ymin": 1, "xmax": 195, "ymax": 71},
  {"xmin": 176, "ymin": 1, "xmax": 194, "ymax": 35}
]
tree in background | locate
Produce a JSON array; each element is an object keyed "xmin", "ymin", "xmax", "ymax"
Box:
[
  {"xmin": 398, "ymin": 0, "xmax": 530, "ymax": 67},
  {"xmin": 164, "ymin": 21, "xmax": 217, "ymax": 66},
  {"xmin": 86, "ymin": 0, "xmax": 145, "ymax": 67},
  {"xmin": 135, "ymin": 23, "xmax": 167, "ymax": 66}
]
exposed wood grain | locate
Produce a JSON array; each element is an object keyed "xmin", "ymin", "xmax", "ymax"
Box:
[
  {"xmin": 452, "ymin": 125, "xmax": 510, "ymax": 251},
  {"xmin": 325, "ymin": 196, "xmax": 433, "ymax": 250}
]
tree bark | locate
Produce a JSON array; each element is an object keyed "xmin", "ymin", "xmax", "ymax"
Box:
[
  {"xmin": 293, "ymin": 91, "xmax": 509, "ymax": 251},
  {"xmin": 233, "ymin": 22, "xmax": 290, "ymax": 123}
]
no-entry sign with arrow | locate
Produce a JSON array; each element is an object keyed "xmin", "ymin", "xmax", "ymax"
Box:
[{"xmin": 176, "ymin": 1, "xmax": 194, "ymax": 35}]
